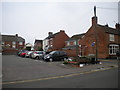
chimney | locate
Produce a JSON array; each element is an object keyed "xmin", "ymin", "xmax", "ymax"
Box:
[
  {"xmin": 115, "ymin": 23, "xmax": 120, "ymax": 30},
  {"xmin": 92, "ymin": 16, "xmax": 98, "ymax": 26},
  {"xmin": 60, "ymin": 30, "xmax": 65, "ymax": 32},
  {"xmin": 15, "ymin": 34, "xmax": 18, "ymax": 37},
  {"xmin": 105, "ymin": 24, "xmax": 109, "ymax": 27},
  {"xmin": 48, "ymin": 32, "xmax": 53, "ymax": 36}
]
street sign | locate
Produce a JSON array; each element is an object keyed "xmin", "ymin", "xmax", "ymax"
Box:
[{"xmin": 92, "ymin": 42, "xmax": 95, "ymax": 47}]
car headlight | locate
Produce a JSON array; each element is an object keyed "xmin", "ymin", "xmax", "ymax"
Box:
[{"xmin": 47, "ymin": 55, "xmax": 50, "ymax": 58}]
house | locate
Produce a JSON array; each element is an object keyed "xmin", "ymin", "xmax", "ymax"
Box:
[
  {"xmin": 43, "ymin": 30, "xmax": 69, "ymax": 52},
  {"xmin": 34, "ymin": 39, "xmax": 43, "ymax": 51},
  {"xmin": 78, "ymin": 16, "xmax": 120, "ymax": 59},
  {"xmin": 63, "ymin": 33, "xmax": 85, "ymax": 57},
  {"xmin": 2, "ymin": 34, "xmax": 25, "ymax": 54},
  {"xmin": 25, "ymin": 43, "xmax": 34, "ymax": 51}
]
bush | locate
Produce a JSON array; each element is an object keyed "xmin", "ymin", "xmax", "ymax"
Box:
[{"xmin": 63, "ymin": 61, "xmax": 68, "ymax": 64}]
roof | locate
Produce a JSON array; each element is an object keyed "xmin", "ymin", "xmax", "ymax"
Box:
[
  {"xmin": 34, "ymin": 39, "xmax": 42, "ymax": 44},
  {"xmin": 98, "ymin": 24, "xmax": 120, "ymax": 35},
  {"xmin": 66, "ymin": 33, "xmax": 85, "ymax": 41},
  {"xmin": 45, "ymin": 32, "xmax": 59, "ymax": 39},
  {"xmin": 2, "ymin": 35, "xmax": 25, "ymax": 42},
  {"xmin": 25, "ymin": 43, "xmax": 33, "ymax": 47}
]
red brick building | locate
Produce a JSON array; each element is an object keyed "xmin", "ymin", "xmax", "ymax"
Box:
[
  {"xmin": 79, "ymin": 16, "xmax": 120, "ymax": 59},
  {"xmin": 34, "ymin": 39, "xmax": 43, "ymax": 51},
  {"xmin": 2, "ymin": 34, "xmax": 25, "ymax": 54},
  {"xmin": 63, "ymin": 16, "xmax": 120, "ymax": 59},
  {"xmin": 63, "ymin": 33, "xmax": 85, "ymax": 57},
  {"xmin": 43, "ymin": 30, "xmax": 69, "ymax": 52}
]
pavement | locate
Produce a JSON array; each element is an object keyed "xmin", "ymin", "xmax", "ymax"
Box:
[{"xmin": 2, "ymin": 55, "xmax": 119, "ymax": 84}]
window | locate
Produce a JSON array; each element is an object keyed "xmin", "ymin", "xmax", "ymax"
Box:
[
  {"xmin": 12, "ymin": 42, "xmax": 16, "ymax": 48},
  {"xmin": 19, "ymin": 42, "xmax": 23, "ymax": 45},
  {"xmin": 81, "ymin": 35, "xmax": 85, "ymax": 38},
  {"xmin": 67, "ymin": 42, "xmax": 70, "ymax": 46},
  {"xmin": 49, "ymin": 40, "xmax": 53, "ymax": 45},
  {"xmin": 50, "ymin": 38, "xmax": 53, "ymax": 40},
  {"xmin": 12, "ymin": 42, "xmax": 16, "ymax": 44},
  {"xmin": 109, "ymin": 34, "xmax": 115, "ymax": 41},
  {"xmin": 74, "ymin": 41, "xmax": 76, "ymax": 45},
  {"xmin": 2, "ymin": 42, "xmax": 5, "ymax": 45},
  {"xmin": 109, "ymin": 44, "xmax": 119, "ymax": 55}
]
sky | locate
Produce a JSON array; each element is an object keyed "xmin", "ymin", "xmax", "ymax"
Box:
[{"xmin": 1, "ymin": 0, "xmax": 119, "ymax": 45}]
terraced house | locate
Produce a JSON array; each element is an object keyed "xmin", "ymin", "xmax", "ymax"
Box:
[
  {"xmin": 63, "ymin": 33, "xmax": 85, "ymax": 57},
  {"xmin": 63, "ymin": 16, "xmax": 120, "ymax": 59},
  {"xmin": 79, "ymin": 16, "xmax": 120, "ymax": 59},
  {"xmin": 43, "ymin": 30, "xmax": 69, "ymax": 52},
  {"xmin": 34, "ymin": 39, "xmax": 43, "ymax": 51},
  {"xmin": 2, "ymin": 34, "xmax": 25, "ymax": 54}
]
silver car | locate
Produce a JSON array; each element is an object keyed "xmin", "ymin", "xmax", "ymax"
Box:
[
  {"xmin": 31, "ymin": 51, "xmax": 45, "ymax": 59},
  {"xmin": 25, "ymin": 51, "xmax": 33, "ymax": 58}
]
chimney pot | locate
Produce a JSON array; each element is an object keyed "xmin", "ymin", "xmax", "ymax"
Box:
[
  {"xmin": 105, "ymin": 24, "xmax": 109, "ymax": 27},
  {"xmin": 115, "ymin": 23, "xmax": 120, "ymax": 30},
  {"xmin": 48, "ymin": 32, "xmax": 53, "ymax": 36},
  {"xmin": 16, "ymin": 34, "xmax": 18, "ymax": 37},
  {"xmin": 60, "ymin": 30, "xmax": 65, "ymax": 32}
]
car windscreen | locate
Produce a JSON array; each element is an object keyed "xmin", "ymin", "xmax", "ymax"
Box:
[
  {"xmin": 37, "ymin": 52, "xmax": 43, "ymax": 54},
  {"xmin": 49, "ymin": 51, "xmax": 56, "ymax": 55}
]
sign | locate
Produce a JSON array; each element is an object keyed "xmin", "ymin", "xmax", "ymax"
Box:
[{"xmin": 92, "ymin": 42, "xmax": 95, "ymax": 47}]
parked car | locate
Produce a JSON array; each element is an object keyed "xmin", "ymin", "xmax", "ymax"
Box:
[
  {"xmin": 31, "ymin": 51, "xmax": 45, "ymax": 59},
  {"xmin": 25, "ymin": 51, "xmax": 34, "ymax": 58},
  {"xmin": 20, "ymin": 50, "xmax": 28, "ymax": 57},
  {"xmin": 17, "ymin": 50, "xmax": 27, "ymax": 56},
  {"xmin": 44, "ymin": 51, "xmax": 68, "ymax": 62}
]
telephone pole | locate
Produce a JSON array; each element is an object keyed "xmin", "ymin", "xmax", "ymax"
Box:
[{"xmin": 94, "ymin": 6, "xmax": 98, "ymax": 62}]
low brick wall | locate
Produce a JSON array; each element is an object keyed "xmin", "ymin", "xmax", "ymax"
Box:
[
  {"xmin": 63, "ymin": 49, "xmax": 80, "ymax": 57},
  {"xmin": 2, "ymin": 48, "xmax": 18, "ymax": 55}
]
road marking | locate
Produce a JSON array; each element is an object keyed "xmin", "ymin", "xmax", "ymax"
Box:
[{"xmin": 1, "ymin": 67, "xmax": 117, "ymax": 85}]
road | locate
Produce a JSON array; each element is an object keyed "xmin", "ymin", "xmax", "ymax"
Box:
[
  {"xmin": 2, "ymin": 55, "xmax": 119, "ymax": 88},
  {"xmin": 3, "ymin": 68, "xmax": 118, "ymax": 88}
]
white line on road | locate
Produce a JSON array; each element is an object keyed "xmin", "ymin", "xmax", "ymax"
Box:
[{"xmin": 1, "ymin": 67, "xmax": 118, "ymax": 85}]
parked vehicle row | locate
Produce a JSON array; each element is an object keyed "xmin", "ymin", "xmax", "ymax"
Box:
[
  {"xmin": 17, "ymin": 50, "xmax": 45, "ymax": 59},
  {"xmin": 17, "ymin": 50, "xmax": 68, "ymax": 62}
]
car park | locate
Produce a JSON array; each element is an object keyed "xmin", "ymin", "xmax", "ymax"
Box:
[
  {"xmin": 44, "ymin": 51, "xmax": 68, "ymax": 62},
  {"xmin": 31, "ymin": 51, "xmax": 45, "ymax": 59}
]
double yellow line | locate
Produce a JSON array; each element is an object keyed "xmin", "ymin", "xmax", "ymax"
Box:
[{"xmin": 1, "ymin": 66, "xmax": 117, "ymax": 85}]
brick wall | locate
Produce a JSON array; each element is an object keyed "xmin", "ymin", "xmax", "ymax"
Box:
[
  {"xmin": 79, "ymin": 25, "xmax": 120, "ymax": 59},
  {"xmin": 2, "ymin": 41, "xmax": 25, "ymax": 55},
  {"xmin": 52, "ymin": 30, "xmax": 69, "ymax": 50}
]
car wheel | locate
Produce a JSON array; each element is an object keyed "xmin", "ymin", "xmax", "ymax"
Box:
[
  {"xmin": 63, "ymin": 58, "xmax": 67, "ymax": 61},
  {"xmin": 49, "ymin": 58, "xmax": 53, "ymax": 62},
  {"xmin": 36, "ymin": 56, "xmax": 39, "ymax": 59}
]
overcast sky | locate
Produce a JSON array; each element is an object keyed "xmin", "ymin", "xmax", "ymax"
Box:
[{"xmin": 1, "ymin": 0, "xmax": 118, "ymax": 45}]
